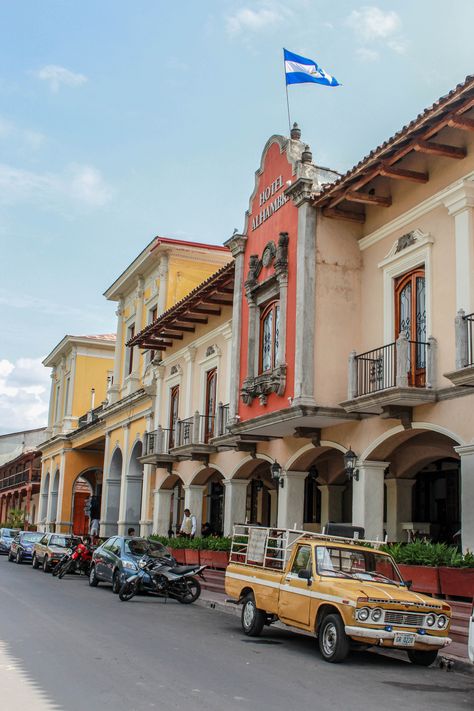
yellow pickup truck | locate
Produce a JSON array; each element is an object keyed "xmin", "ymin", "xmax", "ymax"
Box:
[{"xmin": 225, "ymin": 525, "xmax": 452, "ymax": 665}]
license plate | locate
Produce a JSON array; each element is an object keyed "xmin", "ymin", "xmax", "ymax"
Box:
[{"xmin": 394, "ymin": 632, "xmax": 416, "ymax": 647}]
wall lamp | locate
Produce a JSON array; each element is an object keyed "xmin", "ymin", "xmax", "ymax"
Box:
[
  {"xmin": 344, "ymin": 447, "xmax": 359, "ymax": 481},
  {"xmin": 271, "ymin": 461, "xmax": 284, "ymax": 488}
]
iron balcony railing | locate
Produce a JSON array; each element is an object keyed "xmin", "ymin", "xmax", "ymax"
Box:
[
  {"xmin": 175, "ymin": 413, "xmax": 216, "ymax": 447},
  {"xmin": 464, "ymin": 312, "xmax": 474, "ymax": 367},
  {"xmin": 348, "ymin": 333, "xmax": 434, "ymax": 399},
  {"xmin": 144, "ymin": 428, "xmax": 174, "ymax": 456}
]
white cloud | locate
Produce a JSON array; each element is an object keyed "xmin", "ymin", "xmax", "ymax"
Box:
[
  {"xmin": 36, "ymin": 64, "xmax": 87, "ymax": 92},
  {"xmin": 356, "ymin": 47, "xmax": 379, "ymax": 62},
  {"xmin": 347, "ymin": 6, "xmax": 401, "ymax": 41},
  {"xmin": 0, "ymin": 358, "xmax": 49, "ymax": 434},
  {"xmin": 0, "ymin": 115, "xmax": 46, "ymax": 151},
  {"xmin": 0, "ymin": 162, "xmax": 113, "ymax": 211},
  {"xmin": 226, "ymin": 5, "xmax": 286, "ymax": 35}
]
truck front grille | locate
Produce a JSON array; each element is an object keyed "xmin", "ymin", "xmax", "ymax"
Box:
[{"xmin": 384, "ymin": 611, "xmax": 425, "ymax": 627}]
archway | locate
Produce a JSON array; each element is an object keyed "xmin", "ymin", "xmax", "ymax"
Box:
[
  {"xmin": 158, "ymin": 472, "xmax": 184, "ymax": 536},
  {"xmin": 103, "ymin": 448, "xmax": 122, "ymax": 535},
  {"xmin": 124, "ymin": 441, "xmax": 143, "ymax": 531},
  {"xmin": 285, "ymin": 444, "xmax": 350, "ymax": 532},
  {"xmin": 49, "ymin": 470, "xmax": 60, "ymax": 529},
  {"xmin": 38, "ymin": 472, "xmax": 50, "ymax": 525},
  {"xmin": 367, "ymin": 428, "xmax": 461, "ymax": 543},
  {"xmin": 233, "ymin": 458, "xmax": 277, "ymax": 528},
  {"xmin": 190, "ymin": 466, "xmax": 225, "ymax": 536}
]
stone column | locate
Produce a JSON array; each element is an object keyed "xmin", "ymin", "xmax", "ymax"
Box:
[
  {"xmin": 157, "ymin": 253, "xmax": 169, "ymax": 315},
  {"xmin": 139, "ymin": 464, "xmax": 154, "ymax": 537},
  {"xmin": 224, "ymin": 234, "xmax": 247, "ymax": 423},
  {"xmin": 277, "ymin": 471, "xmax": 307, "ymax": 530},
  {"xmin": 184, "ymin": 346, "xmax": 197, "ymax": 418},
  {"xmin": 444, "ymin": 183, "xmax": 474, "ymax": 313},
  {"xmin": 246, "ymin": 290, "xmax": 258, "ymax": 379},
  {"xmin": 318, "ymin": 484, "xmax": 345, "ymax": 528},
  {"xmin": 385, "ymin": 478, "xmax": 416, "ymax": 542},
  {"xmin": 396, "ymin": 332, "xmax": 409, "ymax": 387},
  {"xmin": 183, "ymin": 485, "xmax": 206, "ymax": 536},
  {"xmin": 454, "ymin": 444, "xmax": 474, "ymax": 553},
  {"xmin": 223, "ymin": 479, "xmax": 249, "ymax": 536},
  {"xmin": 287, "ymin": 178, "xmax": 316, "ymax": 406},
  {"xmin": 352, "ymin": 460, "xmax": 388, "ymax": 541},
  {"xmin": 455, "ymin": 309, "xmax": 469, "ymax": 369},
  {"xmin": 99, "ymin": 432, "xmax": 111, "ymax": 526},
  {"xmin": 117, "ymin": 424, "xmax": 130, "ymax": 535},
  {"xmin": 109, "ymin": 298, "xmax": 125, "ymax": 404},
  {"xmin": 55, "ymin": 451, "xmax": 69, "ymax": 533},
  {"xmin": 152, "ymin": 489, "xmax": 173, "ymax": 535}
]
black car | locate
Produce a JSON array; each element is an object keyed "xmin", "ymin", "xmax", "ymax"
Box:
[
  {"xmin": 8, "ymin": 531, "xmax": 44, "ymax": 563},
  {"xmin": 0, "ymin": 528, "xmax": 20, "ymax": 554},
  {"xmin": 89, "ymin": 537, "xmax": 174, "ymax": 594}
]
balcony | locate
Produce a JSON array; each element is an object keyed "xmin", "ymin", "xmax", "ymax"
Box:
[
  {"xmin": 171, "ymin": 412, "xmax": 218, "ymax": 460},
  {"xmin": 77, "ymin": 405, "xmax": 103, "ymax": 428},
  {"xmin": 341, "ymin": 333, "xmax": 437, "ymax": 414},
  {"xmin": 0, "ymin": 470, "xmax": 39, "ymax": 492},
  {"xmin": 444, "ymin": 310, "xmax": 474, "ymax": 386},
  {"xmin": 140, "ymin": 427, "xmax": 177, "ymax": 465}
]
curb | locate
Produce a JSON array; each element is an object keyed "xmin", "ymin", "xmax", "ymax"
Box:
[{"xmin": 196, "ymin": 593, "xmax": 474, "ymax": 675}]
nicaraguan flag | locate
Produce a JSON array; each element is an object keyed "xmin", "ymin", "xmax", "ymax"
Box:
[{"xmin": 284, "ymin": 48, "xmax": 340, "ymax": 87}]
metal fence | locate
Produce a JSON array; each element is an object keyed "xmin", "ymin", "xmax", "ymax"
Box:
[{"xmin": 355, "ymin": 342, "xmax": 396, "ymax": 395}]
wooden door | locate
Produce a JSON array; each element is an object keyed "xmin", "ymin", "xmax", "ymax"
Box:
[{"xmin": 395, "ymin": 268, "xmax": 426, "ymax": 386}]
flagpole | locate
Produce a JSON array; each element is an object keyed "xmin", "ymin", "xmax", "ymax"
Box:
[{"xmin": 283, "ymin": 49, "xmax": 291, "ymax": 135}]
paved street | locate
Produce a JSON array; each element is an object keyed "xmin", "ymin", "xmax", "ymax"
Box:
[{"xmin": 0, "ymin": 556, "xmax": 472, "ymax": 711}]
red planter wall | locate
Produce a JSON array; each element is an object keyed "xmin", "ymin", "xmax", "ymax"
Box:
[
  {"xmin": 397, "ymin": 564, "xmax": 441, "ymax": 595},
  {"xmin": 439, "ymin": 567, "xmax": 474, "ymax": 600}
]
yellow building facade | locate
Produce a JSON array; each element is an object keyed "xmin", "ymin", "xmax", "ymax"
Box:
[{"xmin": 38, "ymin": 237, "xmax": 231, "ymax": 536}]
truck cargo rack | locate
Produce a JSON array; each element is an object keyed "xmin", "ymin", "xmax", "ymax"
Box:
[{"xmin": 229, "ymin": 524, "xmax": 385, "ymax": 570}]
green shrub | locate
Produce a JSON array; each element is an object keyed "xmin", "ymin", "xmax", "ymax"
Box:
[
  {"xmin": 381, "ymin": 540, "xmax": 473, "ymax": 568},
  {"xmin": 149, "ymin": 534, "xmax": 231, "ymax": 551}
]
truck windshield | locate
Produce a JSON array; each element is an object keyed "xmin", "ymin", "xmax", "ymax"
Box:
[{"xmin": 316, "ymin": 547, "xmax": 403, "ymax": 585}]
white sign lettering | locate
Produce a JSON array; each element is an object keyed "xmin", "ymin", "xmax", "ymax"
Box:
[{"xmin": 252, "ymin": 174, "xmax": 288, "ymax": 231}]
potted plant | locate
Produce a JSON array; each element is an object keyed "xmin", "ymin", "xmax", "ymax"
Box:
[
  {"xmin": 199, "ymin": 537, "xmax": 231, "ymax": 569},
  {"xmin": 184, "ymin": 538, "xmax": 201, "ymax": 565}
]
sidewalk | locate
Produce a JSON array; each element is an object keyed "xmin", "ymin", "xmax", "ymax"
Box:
[
  {"xmin": 196, "ymin": 587, "xmax": 474, "ymax": 675},
  {"xmin": 0, "ymin": 640, "xmax": 60, "ymax": 711}
]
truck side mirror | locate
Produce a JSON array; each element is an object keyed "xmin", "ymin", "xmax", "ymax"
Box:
[
  {"xmin": 298, "ymin": 569, "xmax": 312, "ymax": 585},
  {"xmin": 404, "ymin": 579, "xmax": 412, "ymax": 589}
]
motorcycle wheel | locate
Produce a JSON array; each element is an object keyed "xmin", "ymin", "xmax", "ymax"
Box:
[
  {"xmin": 52, "ymin": 560, "xmax": 64, "ymax": 577},
  {"xmin": 58, "ymin": 560, "xmax": 74, "ymax": 579},
  {"xmin": 176, "ymin": 577, "xmax": 201, "ymax": 604},
  {"xmin": 119, "ymin": 580, "xmax": 138, "ymax": 602}
]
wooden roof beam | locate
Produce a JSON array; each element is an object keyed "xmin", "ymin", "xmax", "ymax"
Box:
[
  {"xmin": 172, "ymin": 323, "xmax": 196, "ymax": 332},
  {"xmin": 447, "ymin": 115, "xmax": 474, "ymax": 132},
  {"xmin": 140, "ymin": 342, "xmax": 168, "ymax": 350},
  {"xmin": 192, "ymin": 306, "xmax": 221, "ymax": 316},
  {"xmin": 414, "ymin": 140, "xmax": 466, "ymax": 159},
  {"xmin": 343, "ymin": 190, "xmax": 392, "ymax": 207},
  {"xmin": 176, "ymin": 315, "xmax": 208, "ymax": 324},
  {"xmin": 207, "ymin": 297, "xmax": 233, "ymax": 306},
  {"xmin": 379, "ymin": 164, "xmax": 428, "ymax": 183},
  {"xmin": 158, "ymin": 330, "xmax": 183, "ymax": 340},
  {"xmin": 322, "ymin": 207, "xmax": 365, "ymax": 224}
]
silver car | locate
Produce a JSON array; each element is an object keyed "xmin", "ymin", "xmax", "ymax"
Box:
[{"xmin": 0, "ymin": 528, "xmax": 20, "ymax": 555}]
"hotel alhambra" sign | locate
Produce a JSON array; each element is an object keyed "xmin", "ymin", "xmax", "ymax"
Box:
[{"xmin": 251, "ymin": 174, "xmax": 288, "ymax": 231}]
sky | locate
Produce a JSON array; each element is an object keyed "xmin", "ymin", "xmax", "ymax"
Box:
[{"xmin": 0, "ymin": 0, "xmax": 473, "ymax": 434}]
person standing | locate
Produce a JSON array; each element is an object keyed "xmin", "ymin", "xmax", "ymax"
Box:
[{"xmin": 179, "ymin": 509, "xmax": 196, "ymax": 539}]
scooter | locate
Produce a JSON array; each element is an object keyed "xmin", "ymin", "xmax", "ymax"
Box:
[{"xmin": 118, "ymin": 554, "xmax": 206, "ymax": 604}]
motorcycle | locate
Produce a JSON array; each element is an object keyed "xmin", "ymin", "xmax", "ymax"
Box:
[
  {"xmin": 118, "ymin": 554, "xmax": 206, "ymax": 604},
  {"xmin": 53, "ymin": 542, "xmax": 93, "ymax": 579}
]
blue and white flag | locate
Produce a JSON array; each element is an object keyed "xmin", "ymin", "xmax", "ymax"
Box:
[{"xmin": 284, "ymin": 48, "xmax": 340, "ymax": 87}]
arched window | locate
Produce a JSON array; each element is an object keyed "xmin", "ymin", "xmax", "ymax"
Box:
[
  {"xmin": 204, "ymin": 368, "xmax": 217, "ymax": 442},
  {"xmin": 259, "ymin": 300, "xmax": 280, "ymax": 373}
]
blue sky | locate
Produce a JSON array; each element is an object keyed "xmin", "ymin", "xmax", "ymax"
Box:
[{"xmin": 0, "ymin": 0, "xmax": 473, "ymax": 433}]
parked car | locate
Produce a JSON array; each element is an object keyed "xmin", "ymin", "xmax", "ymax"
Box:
[
  {"xmin": 89, "ymin": 537, "xmax": 174, "ymax": 594},
  {"xmin": 0, "ymin": 528, "xmax": 20, "ymax": 554},
  {"xmin": 9, "ymin": 531, "xmax": 44, "ymax": 563},
  {"xmin": 32, "ymin": 533, "xmax": 81, "ymax": 572},
  {"xmin": 469, "ymin": 601, "xmax": 474, "ymax": 665}
]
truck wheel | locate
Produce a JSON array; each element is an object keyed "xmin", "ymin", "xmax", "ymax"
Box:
[
  {"xmin": 318, "ymin": 613, "xmax": 350, "ymax": 663},
  {"xmin": 407, "ymin": 650, "xmax": 438, "ymax": 667},
  {"xmin": 241, "ymin": 594, "xmax": 266, "ymax": 637}
]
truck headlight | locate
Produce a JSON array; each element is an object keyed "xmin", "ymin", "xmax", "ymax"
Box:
[
  {"xmin": 437, "ymin": 615, "xmax": 448, "ymax": 629},
  {"xmin": 357, "ymin": 607, "xmax": 370, "ymax": 622},
  {"xmin": 371, "ymin": 608, "xmax": 383, "ymax": 622},
  {"xmin": 426, "ymin": 613, "xmax": 436, "ymax": 627}
]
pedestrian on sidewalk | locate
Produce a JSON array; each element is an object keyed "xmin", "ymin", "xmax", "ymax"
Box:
[{"xmin": 180, "ymin": 509, "xmax": 196, "ymax": 539}]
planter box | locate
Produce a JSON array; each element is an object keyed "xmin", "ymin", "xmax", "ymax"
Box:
[
  {"xmin": 439, "ymin": 567, "xmax": 474, "ymax": 600},
  {"xmin": 397, "ymin": 564, "xmax": 441, "ymax": 595},
  {"xmin": 169, "ymin": 548, "xmax": 186, "ymax": 564},
  {"xmin": 200, "ymin": 550, "xmax": 229, "ymax": 570},
  {"xmin": 184, "ymin": 549, "xmax": 200, "ymax": 565}
]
